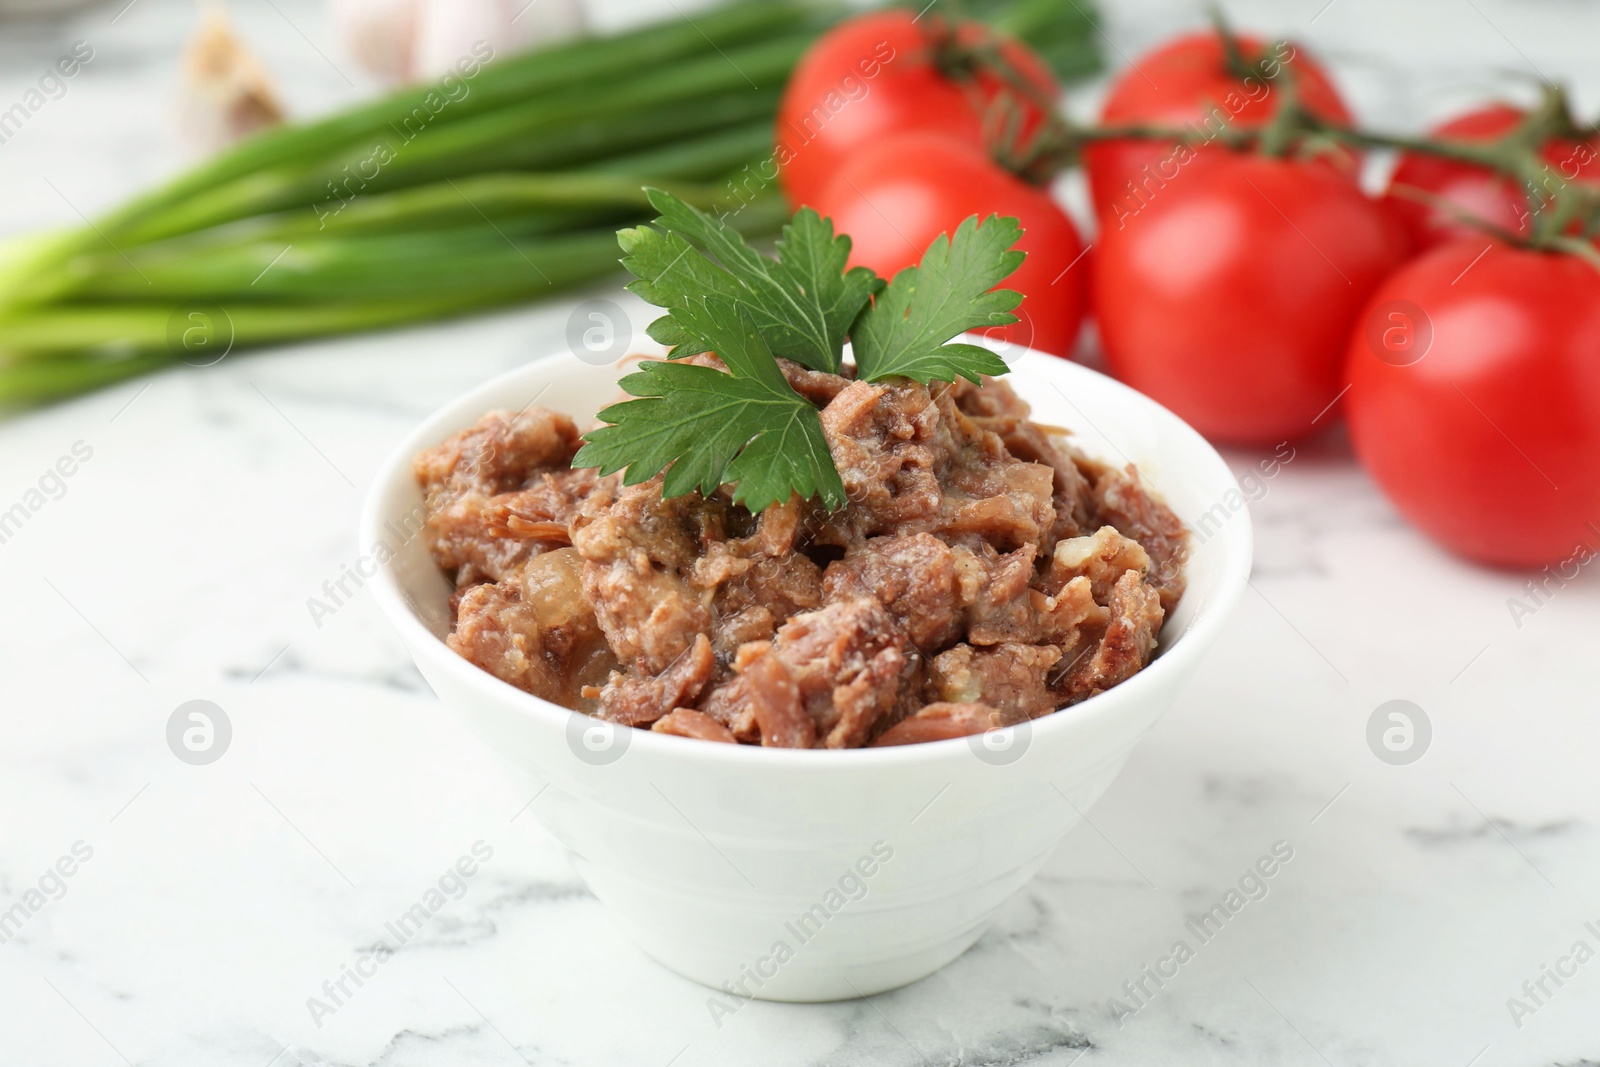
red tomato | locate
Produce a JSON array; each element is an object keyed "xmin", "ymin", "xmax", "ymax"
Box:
[
  {"xmin": 1346, "ymin": 240, "xmax": 1600, "ymax": 568},
  {"xmin": 1085, "ymin": 30, "xmax": 1355, "ymax": 224},
  {"xmin": 1383, "ymin": 103, "xmax": 1600, "ymax": 251},
  {"xmin": 776, "ymin": 10, "xmax": 1059, "ymax": 209},
  {"xmin": 1092, "ymin": 154, "xmax": 1406, "ymax": 445},
  {"xmin": 811, "ymin": 132, "xmax": 1087, "ymax": 357}
]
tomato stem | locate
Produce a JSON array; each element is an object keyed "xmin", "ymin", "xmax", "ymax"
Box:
[
  {"xmin": 1256, "ymin": 74, "xmax": 1300, "ymax": 158},
  {"xmin": 1050, "ymin": 100, "xmax": 1599, "ymax": 249},
  {"xmin": 1207, "ymin": 5, "xmax": 1257, "ymax": 84},
  {"xmin": 926, "ymin": 8, "xmax": 1600, "ymax": 249}
]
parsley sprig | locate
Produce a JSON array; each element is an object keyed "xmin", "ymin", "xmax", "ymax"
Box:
[
  {"xmin": 851, "ymin": 216, "xmax": 1024, "ymax": 385},
  {"xmin": 572, "ymin": 189, "xmax": 1025, "ymax": 512}
]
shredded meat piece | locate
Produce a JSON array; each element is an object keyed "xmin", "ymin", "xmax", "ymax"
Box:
[
  {"xmin": 652, "ymin": 708, "xmax": 737, "ymax": 743},
  {"xmin": 739, "ymin": 495, "xmax": 805, "ymax": 557},
  {"xmin": 699, "ymin": 675, "xmax": 760, "ymax": 743},
  {"xmin": 572, "ymin": 480, "xmax": 713, "ymax": 674},
  {"xmin": 579, "ymin": 555, "xmax": 708, "ymax": 675},
  {"xmin": 482, "ymin": 467, "xmax": 599, "ymax": 540},
  {"xmin": 938, "ymin": 410, "xmax": 1056, "ymax": 551},
  {"xmin": 449, "ymin": 574, "xmax": 610, "ymax": 706},
  {"xmin": 1090, "ymin": 466, "xmax": 1189, "ymax": 613},
  {"xmin": 822, "ymin": 533, "xmax": 961, "ymax": 653},
  {"xmin": 701, "ymin": 599, "xmax": 915, "ymax": 748},
  {"xmin": 1048, "ymin": 526, "xmax": 1152, "ymax": 603},
  {"xmin": 422, "ymin": 495, "xmax": 537, "ymax": 582},
  {"xmin": 779, "ymin": 358, "xmax": 852, "ymax": 405},
  {"xmin": 768, "ymin": 597, "xmax": 919, "ymax": 748},
  {"xmin": 938, "ymin": 463, "xmax": 1055, "ymax": 550},
  {"xmin": 771, "ymin": 598, "xmax": 915, "ymax": 748},
  {"xmin": 947, "ymin": 376, "xmax": 1030, "ymax": 419},
  {"xmin": 447, "ymin": 580, "xmax": 484, "ymax": 621},
  {"xmin": 448, "ymin": 583, "xmax": 551, "ymax": 696},
  {"xmin": 974, "ymin": 415, "xmax": 1096, "ymax": 548},
  {"xmin": 870, "ymin": 702, "xmax": 1025, "ymax": 746},
  {"xmin": 693, "ymin": 496, "xmax": 822, "ymax": 655},
  {"xmin": 952, "ymin": 541, "xmax": 1038, "ymax": 645},
  {"xmin": 414, "ymin": 410, "xmax": 587, "ymax": 582},
  {"xmin": 710, "ymin": 554, "xmax": 824, "ymax": 657},
  {"xmin": 1057, "ymin": 570, "xmax": 1165, "ymax": 704},
  {"xmin": 593, "ymin": 633, "xmax": 714, "ymax": 727},
  {"xmin": 730, "ymin": 641, "xmax": 815, "ymax": 748},
  {"xmin": 415, "ymin": 407, "xmax": 581, "ymax": 498},
  {"xmin": 951, "ymin": 379, "xmax": 1089, "ymax": 510},
  {"xmin": 926, "ymin": 643, "xmax": 1062, "ymax": 719},
  {"xmin": 818, "ymin": 381, "xmax": 948, "ymax": 541},
  {"xmin": 445, "ymin": 546, "xmax": 614, "ymax": 706},
  {"xmin": 1033, "ymin": 575, "xmax": 1105, "ymax": 649}
]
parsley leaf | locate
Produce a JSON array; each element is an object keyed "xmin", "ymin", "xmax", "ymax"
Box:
[
  {"xmin": 577, "ymin": 198, "xmax": 1027, "ymax": 514},
  {"xmin": 618, "ymin": 188, "xmax": 878, "ymax": 373},
  {"xmin": 852, "ymin": 214, "xmax": 1023, "ymax": 386},
  {"xmin": 571, "ymin": 295, "xmax": 845, "ymax": 513}
]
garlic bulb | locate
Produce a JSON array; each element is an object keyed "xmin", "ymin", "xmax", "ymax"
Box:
[
  {"xmin": 333, "ymin": 0, "xmax": 587, "ymax": 85},
  {"xmin": 181, "ymin": 5, "xmax": 286, "ymax": 151}
]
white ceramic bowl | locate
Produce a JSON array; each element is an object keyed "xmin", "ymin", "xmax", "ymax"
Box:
[{"xmin": 362, "ymin": 341, "xmax": 1252, "ymax": 1002}]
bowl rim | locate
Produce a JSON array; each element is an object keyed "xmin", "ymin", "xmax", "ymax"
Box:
[{"xmin": 360, "ymin": 342, "xmax": 1253, "ymax": 769}]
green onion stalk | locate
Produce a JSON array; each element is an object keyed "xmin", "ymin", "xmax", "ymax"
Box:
[{"xmin": 0, "ymin": 0, "xmax": 1101, "ymax": 405}]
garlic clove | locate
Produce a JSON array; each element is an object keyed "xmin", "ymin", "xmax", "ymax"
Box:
[
  {"xmin": 410, "ymin": 0, "xmax": 586, "ymax": 82},
  {"xmin": 332, "ymin": 0, "xmax": 421, "ymax": 85},
  {"xmin": 181, "ymin": 4, "xmax": 286, "ymax": 151}
]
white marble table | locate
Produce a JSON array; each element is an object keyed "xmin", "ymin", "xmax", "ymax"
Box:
[{"xmin": 1, "ymin": 1, "xmax": 1597, "ymax": 1064}]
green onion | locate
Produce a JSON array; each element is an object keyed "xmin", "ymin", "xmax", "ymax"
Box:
[
  {"xmin": 0, "ymin": 0, "xmax": 1100, "ymax": 406},
  {"xmin": 94, "ymin": 1, "xmax": 829, "ymax": 243}
]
